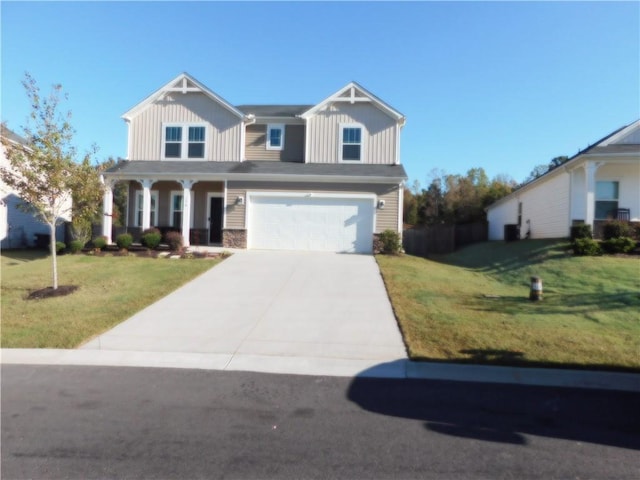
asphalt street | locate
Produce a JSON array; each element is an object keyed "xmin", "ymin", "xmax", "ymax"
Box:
[{"xmin": 2, "ymin": 365, "xmax": 639, "ymax": 479}]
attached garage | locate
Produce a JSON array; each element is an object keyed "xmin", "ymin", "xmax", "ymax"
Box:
[{"xmin": 247, "ymin": 193, "xmax": 375, "ymax": 253}]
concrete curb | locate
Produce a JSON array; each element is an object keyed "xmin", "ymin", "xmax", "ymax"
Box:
[{"xmin": 2, "ymin": 349, "xmax": 639, "ymax": 392}]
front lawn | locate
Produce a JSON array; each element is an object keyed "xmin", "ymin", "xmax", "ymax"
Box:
[
  {"xmin": 377, "ymin": 240, "xmax": 640, "ymax": 371},
  {"xmin": 1, "ymin": 250, "xmax": 220, "ymax": 348}
]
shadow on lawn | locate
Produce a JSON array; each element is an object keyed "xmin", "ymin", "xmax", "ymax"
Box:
[
  {"xmin": 348, "ymin": 360, "xmax": 640, "ymax": 449},
  {"xmin": 1, "ymin": 248, "xmax": 49, "ymax": 264},
  {"xmin": 469, "ymin": 291, "xmax": 640, "ymax": 318}
]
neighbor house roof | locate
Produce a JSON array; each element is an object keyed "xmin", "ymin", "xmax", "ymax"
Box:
[
  {"xmin": 103, "ymin": 160, "xmax": 407, "ymax": 184},
  {"xmin": 0, "ymin": 126, "xmax": 28, "ymax": 145},
  {"xmin": 485, "ymin": 119, "xmax": 640, "ymax": 210}
]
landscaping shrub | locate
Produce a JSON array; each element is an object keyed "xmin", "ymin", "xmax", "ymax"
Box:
[
  {"xmin": 92, "ymin": 236, "xmax": 107, "ymax": 250},
  {"xmin": 571, "ymin": 238, "xmax": 602, "ymax": 256},
  {"xmin": 602, "ymin": 220, "xmax": 633, "ymax": 240},
  {"xmin": 164, "ymin": 231, "xmax": 184, "ymax": 252},
  {"xmin": 570, "ymin": 224, "xmax": 592, "ymax": 241},
  {"xmin": 69, "ymin": 239, "xmax": 85, "ymax": 254},
  {"xmin": 601, "ymin": 237, "xmax": 637, "ymax": 254},
  {"xmin": 379, "ymin": 229, "xmax": 402, "ymax": 254},
  {"xmin": 52, "ymin": 241, "xmax": 66, "ymax": 254},
  {"xmin": 116, "ymin": 233, "xmax": 133, "ymax": 250},
  {"xmin": 141, "ymin": 228, "xmax": 162, "ymax": 250}
]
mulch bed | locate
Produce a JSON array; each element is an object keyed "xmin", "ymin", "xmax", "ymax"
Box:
[{"xmin": 28, "ymin": 285, "xmax": 79, "ymax": 300}]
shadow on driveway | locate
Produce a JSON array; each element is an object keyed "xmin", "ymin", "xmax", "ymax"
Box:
[{"xmin": 347, "ymin": 361, "xmax": 640, "ymax": 449}]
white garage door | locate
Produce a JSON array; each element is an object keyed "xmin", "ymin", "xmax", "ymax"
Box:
[{"xmin": 248, "ymin": 195, "xmax": 375, "ymax": 253}]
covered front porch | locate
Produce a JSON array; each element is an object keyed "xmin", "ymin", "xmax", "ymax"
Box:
[
  {"xmin": 569, "ymin": 159, "xmax": 640, "ymax": 237},
  {"xmin": 101, "ymin": 178, "xmax": 226, "ymax": 247}
]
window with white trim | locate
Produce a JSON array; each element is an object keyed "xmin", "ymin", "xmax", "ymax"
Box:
[
  {"xmin": 595, "ymin": 181, "xmax": 619, "ymax": 219},
  {"xmin": 163, "ymin": 124, "xmax": 206, "ymax": 159},
  {"xmin": 340, "ymin": 125, "xmax": 362, "ymax": 161},
  {"xmin": 135, "ymin": 191, "xmax": 159, "ymax": 227},
  {"xmin": 266, "ymin": 124, "xmax": 284, "ymax": 150},
  {"xmin": 170, "ymin": 192, "xmax": 183, "ymax": 228}
]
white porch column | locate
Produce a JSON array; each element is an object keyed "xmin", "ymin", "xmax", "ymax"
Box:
[
  {"xmin": 138, "ymin": 179, "xmax": 155, "ymax": 230},
  {"xmin": 101, "ymin": 177, "xmax": 114, "ymax": 244},
  {"xmin": 584, "ymin": 161, "xmax": 600, "ymax": 229},
  {"xmin": 179, "ymin": 180, "xmax": 196, "ymax": 247}
]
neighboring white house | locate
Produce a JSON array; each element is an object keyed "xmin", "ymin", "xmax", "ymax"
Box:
[
  {"xmin": 102, "ymin": 73, "xmax": 407, "ymax": 253},
  {"xmin": 1, "ymin": 127, "xmax": 71, "ymax": 249},
  {"xmin": 487, "ymin": 120, "xmax": 640, "ymax": 240}
]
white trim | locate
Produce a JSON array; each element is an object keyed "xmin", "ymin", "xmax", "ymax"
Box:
[
  {"xmin": 339, "ymin": 123, "xmax": 365, "ymax": 163},
  {"xmin": 134, "ymin": 190, "xmax": 159, "ymax": 227},
  {"xmin": 169, "ymin": 190, "xmax": 195, "ymax": 228},
  {"xmin": 299, "ymin": 81, "xmax": 405, "ymax": 122},
  {"xmin": 223, "ymin": 180, "xmax": 228, "ymax": 229},
  {"xmin": 597, "ymin": 120, "xmax": 640, "ymax": 146},
  {"xmin": 266, "ymin": 124, "xmax": 285, "ymax": 151},
  {"xmin": 162, "ymin": 123, "xmax": 207, "ymax": 160},
  {"xmin": 125, "ymin": 119, "xmax": 132, "ymax": 160},
  {"xmin": 122, "ymin": 72, "xmax": 247, "ymax": 121},
  {"xmin": 594, "ymin": 178, "xmax": 620, "ymax": 220},
  {"xmin": 206, "ymin": 192, "xmax": 225, "ymax": 244}
]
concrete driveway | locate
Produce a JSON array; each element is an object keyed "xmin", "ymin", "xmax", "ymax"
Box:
[{"xmin": 80, "ymin": 251, "xmax": 407, "ymax": 376}]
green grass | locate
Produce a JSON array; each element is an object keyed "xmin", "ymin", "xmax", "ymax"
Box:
[
  {"xmin": 1, "ymin": 250, "xmax": 220, "ymax": 348},
  {"xmin": 377, "ymin": 240, "xmax": 640, "ymax": 371}
]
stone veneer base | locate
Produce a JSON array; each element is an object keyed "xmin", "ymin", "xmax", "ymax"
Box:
[{"xmin": 223, "ymin": 229, "xmax": 247, "ymax": 249}]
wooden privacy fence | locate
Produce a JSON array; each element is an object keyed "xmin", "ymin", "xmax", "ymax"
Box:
[{"xmin": 403, "ymin": 222, "xmax": 488, "ymax": 257}]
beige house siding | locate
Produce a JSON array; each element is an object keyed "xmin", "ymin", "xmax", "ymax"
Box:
[
  {"xmin": 128, "ymin": 92, "xmax": 243, "ymax": 161},
  {"xmin": 488, "ymin": 173, "xmax": 570, "ymax": 240},
  {"xmin": 245, "ymin": 124, "xmax": 305, "ymax": 162},
  {"xmin": 226, "ymin": 181, "xmax": 399, "ymax": 233},
  {"xmin": 306, "ymin": 103, "xmax": 397, "ymax": 164}
]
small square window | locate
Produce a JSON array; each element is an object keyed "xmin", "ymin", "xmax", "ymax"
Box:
[{"xmin": 266, "ymin": 124, "xmax": 284, "ymax": 150}]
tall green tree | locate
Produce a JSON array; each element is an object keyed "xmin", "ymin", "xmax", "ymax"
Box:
[{"xmin": 0, "ymin": 74, "xmax": 101, "ymax": 290}]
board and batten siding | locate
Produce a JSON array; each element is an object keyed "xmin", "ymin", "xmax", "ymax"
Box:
[
  {"xmin": 306, "ymin": 103, "xmax": 397, "ymax": 164},
  {"xmin": 128, "ymin": 92, "xmax": 243, "ymax": 161},
  {"xmin": 225, "ymin": 181, "xmax": 399, "ymax": 233},
  {"xmin": 245, "ymin": 124, "xmax": 305, "ymax": 162}
]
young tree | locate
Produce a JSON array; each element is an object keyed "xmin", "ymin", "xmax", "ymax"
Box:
[{"xmin": 0, "ymin": 74, "xmax": 99, "ymax": 290}]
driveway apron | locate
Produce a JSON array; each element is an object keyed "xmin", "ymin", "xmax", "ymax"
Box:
[{"xmin": 80, "ymin": 251, "xmax": 407, "ymax": 373}]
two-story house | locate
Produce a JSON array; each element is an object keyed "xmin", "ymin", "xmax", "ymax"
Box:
[{"xmin": 102, "ymin": 73, "xmax": 407, "ymax": 253}]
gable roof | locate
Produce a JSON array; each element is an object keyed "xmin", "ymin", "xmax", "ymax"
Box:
[
  {"xmin": 122, "ymin": 72, "xmax": 247, "ymax": 122},
  {"xmin": 0, "ymin": 125, "xmax": 28, "ymax": 146},
  {"xmin": 486, "ymin": 119, "xmax": 640, "ymax": 210},
  {"xmin": 299, "ymin": 81, "xmax": 406, "ymax": 125}
]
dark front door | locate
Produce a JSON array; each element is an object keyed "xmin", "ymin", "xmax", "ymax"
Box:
[{"xmin": 209, "ymin": 197, "xmax": 223, "ymax": 244}]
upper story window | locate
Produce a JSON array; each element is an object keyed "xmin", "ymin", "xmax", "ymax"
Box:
[
  {"xmin": 340, "ymin": 125, "xmax": 363, "ymax": 162},
  {"xmin": 163, "ymin": 124, "xmax": 206, "ymax": 159},
  {"xmin": 266, "ymin": 124, "xmax": 284, "ymax": 150},
  {"xmin": 595, "ymin": 181, "xmax": 619, "ymax": 219}
]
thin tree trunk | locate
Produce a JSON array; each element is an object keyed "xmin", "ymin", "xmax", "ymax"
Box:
[{"xmin": 49, "ymin": 222, "xmax": 58, "ymax": 290}]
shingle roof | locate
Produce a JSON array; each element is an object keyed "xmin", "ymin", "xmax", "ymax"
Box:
[
  {"xmin": 104, "ymin": 160, "xmax": 407, "ymax": 182},
  {"xmin": 235, "ymin": 105, "xmax": 314, "ymax": 117},
  {"xmin": 0, "ymin": 126, "xmax": 28, "ymax": 145}
]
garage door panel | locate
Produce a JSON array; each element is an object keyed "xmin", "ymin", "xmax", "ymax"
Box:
[{"xmin": 248, "ymin": 195, "xmax": 374, "ymax": 253}]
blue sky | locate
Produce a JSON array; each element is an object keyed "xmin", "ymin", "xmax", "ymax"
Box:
[{"xmin": 2, "ymin": 1, "xmax": 638, "ymax": 186}]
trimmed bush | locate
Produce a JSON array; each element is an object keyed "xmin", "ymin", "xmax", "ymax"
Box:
[
  {"xmin": 52, "ymin": 241, "xmax": 66, "ymax": 254},
  {"xmin": 601, "ymin": 237, "xmax": 637, "ymax": 254},
  {"xmin": 602, "ymin": 220, "xmax": 633, "ymax": 240},
  {"xmin": 571, "ymin": 238, "xmax": 602, "ymax": 256},
  {"xmin": 379, "ymin": 229, "xmax": 402, "ymax": 254},
  {"xmin": 570, "ymin": 224, "xmax": 592, "ymax": 241},
  {"xmin": 93, "ymin": 236, "xmax": 108, "ymax": 250},
  {"xmin": 141, "ymin": 228, "xmax": 162, "ymax": 250},
  {"xmin": 116, "ymin": 233, "xmax": 133, "ymax": 250},
  {"xmin": 164, "ymin": 231, "xmax": 184, "ymax": 252},
  {"xmin": 69, "ymin": 239, "xmax": 85, "ymax": 254}
]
